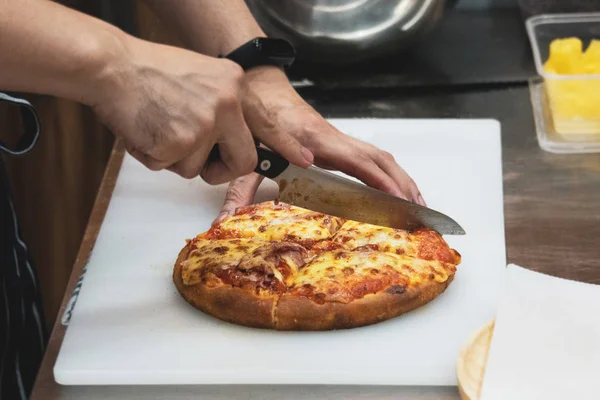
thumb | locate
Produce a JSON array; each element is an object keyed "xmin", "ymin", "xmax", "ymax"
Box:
[{"xmin": 213, "ymin": 173, "xmax": 265, "ymax": 225}]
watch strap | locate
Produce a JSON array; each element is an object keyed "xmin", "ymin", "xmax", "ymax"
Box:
[{"xmin": 221, "ymin": 37, "xmax": 296, "ymax": 71}]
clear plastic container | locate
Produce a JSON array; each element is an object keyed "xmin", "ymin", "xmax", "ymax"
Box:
[{"xmin": 526, "ymin": 12, "xmax": 600, "ymax": 153}]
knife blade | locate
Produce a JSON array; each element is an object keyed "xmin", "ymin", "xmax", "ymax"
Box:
[{"xmin": 252, "ymin": 146, "xmax": 465, "ymax": 235}]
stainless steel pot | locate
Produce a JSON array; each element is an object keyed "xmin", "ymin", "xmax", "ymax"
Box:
[{"xmin": 246, "ymin": 0, "xmax": 453, "ymax": 64}]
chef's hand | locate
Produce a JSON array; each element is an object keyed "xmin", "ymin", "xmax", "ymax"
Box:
[
  {"xmin": 214, "ymin": 67, "xmax": 425, "ymax": 223},
  {"xmin": 92, "ymin": 39, "xmax": 313, "ymax": 185}
]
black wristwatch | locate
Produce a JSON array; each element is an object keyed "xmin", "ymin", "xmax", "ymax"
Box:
[{"xmin": 221, "ymin": 37, "xmax": 296, "ymax": 71}]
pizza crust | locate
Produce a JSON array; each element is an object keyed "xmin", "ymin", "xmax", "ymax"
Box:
[
  {"xmin": 275, "ymin": 276, "xmax": 454, "ymax": 331},
  {"xmin": 173, "ymin": 245, "xmax": 278, "ymax": 329}
]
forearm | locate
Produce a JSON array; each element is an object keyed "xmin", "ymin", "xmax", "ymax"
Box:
[
  {"xmin": 143, "ymin": 0, "xmax": 265, "ymax": 56},
  {"xmin": 0, "ymin": 0, "xmax": 129, "ymax": 105},
  {"xmin": 142, "ymin": 0, "xmax": 293, "ymax": 94}
]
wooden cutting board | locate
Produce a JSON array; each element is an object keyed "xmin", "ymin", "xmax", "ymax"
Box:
[
  {"xmin": 53, "ymin": 118, "xmax": 506, "ymax": 386},
  {"xmin": 457, "ymin": 320, "xmax": 496, "ymax": 400}
]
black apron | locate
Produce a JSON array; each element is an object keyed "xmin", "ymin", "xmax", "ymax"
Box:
[{"xmin": 0, "ymin": 92, "xmax": 47, "ymax": 400}]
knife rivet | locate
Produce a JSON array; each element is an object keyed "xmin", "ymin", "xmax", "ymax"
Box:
[{"xmin": 260, "ymin": 160, "xmax": 271, "ymax": 171}]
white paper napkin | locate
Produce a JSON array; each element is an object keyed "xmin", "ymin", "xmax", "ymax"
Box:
[{"xmin": 480, "ymin": 264, "xmax": 600, "ymax": 400}]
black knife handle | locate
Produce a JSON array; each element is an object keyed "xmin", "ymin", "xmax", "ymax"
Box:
[
  {"xmin": 254, "ymin": 146, "xmax": 289, "ymax": 179},
  {"xmin": 207, "ymin": 144, "xmax": 289, "ymax": 179}
]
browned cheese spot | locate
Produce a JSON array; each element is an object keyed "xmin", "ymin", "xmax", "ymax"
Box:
[{"xmin": 213, "ymin": 246, "xmax": 229, "ymax": 254}]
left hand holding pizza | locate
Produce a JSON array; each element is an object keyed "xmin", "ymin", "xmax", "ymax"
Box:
[{"xmin": 214, "ymin": 67, "xmax": 426, "ymax": 224}]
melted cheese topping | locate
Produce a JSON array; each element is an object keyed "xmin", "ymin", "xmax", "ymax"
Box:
[
  {"xmin": 179, "ymin": 201, "xmax": 460, "ymax": 303},
  {"xmin": 181, "ymin": 239, "xmax": 263, "ymax": 285},
  {"xmin": 206, "ymin": 202, "xmax": 344, "ymax": 242},
  {"xmin": 332, "ymin": 220, "xmax": 461, "ymax": 264},
  {"xmin": 292, "ymin": 249, "xmax": 455, "ymax": 303},
  {"xmin": 182, "ymin": 236, "xmax": 310, "ymax": 291},
  {"xmin": 332, "ymin": 220, "xmax": 418, "ymax": 255}
]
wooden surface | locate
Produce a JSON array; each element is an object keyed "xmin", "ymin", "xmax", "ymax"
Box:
[
  {"xmin": 29, "ymin": 86, "xmax": 600, "ymax": 400},
  {"xmin": 0, "ymin": 95, "xmax": 113, "ymax": 328}
]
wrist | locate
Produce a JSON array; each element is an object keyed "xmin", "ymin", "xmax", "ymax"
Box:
[
  {"xmin": 245, "ymin": 65, "xmax": 297, "ymax": 101},
  {"xmin": 246, "ymin": 65, "xmax": 287, "ymax": 86}
]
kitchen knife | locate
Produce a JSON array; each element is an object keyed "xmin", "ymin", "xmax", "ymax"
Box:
[
  {"xmin": 254, "ymin": 146, "xmax": 465, "ymax": 235},
  {"xmin": 208, "ymin": 145, "xmax": 465, "ymax": 234}
]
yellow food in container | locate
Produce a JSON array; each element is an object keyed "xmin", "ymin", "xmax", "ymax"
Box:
[{"xmin": 543, "ymin": 37, "xmax": 600, "ymax": 134}]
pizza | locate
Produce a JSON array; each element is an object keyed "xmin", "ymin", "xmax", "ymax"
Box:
[{"xmin": 173, "ymin": 200, "xmax": 461, "ymax": 331}]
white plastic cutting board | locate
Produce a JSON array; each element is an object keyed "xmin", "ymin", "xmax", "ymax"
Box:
[{"xmin": 54, "ymin": 118, "xmax": 506, "ymax": 386}]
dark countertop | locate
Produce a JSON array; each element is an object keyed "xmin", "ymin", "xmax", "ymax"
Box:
[{"xmin": 30, "ymin": 83, "xmax": 600, "ymax": 399}]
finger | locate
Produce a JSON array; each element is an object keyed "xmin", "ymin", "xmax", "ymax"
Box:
[
  {"xmin": 201, "ymin": 104, "xmax": 257, "ymax": 185},
  {"xmin": 213, "ymin": 173, "xmax": 265, "ymax": 225},
  {"xmin": 167, "ymin": 143, "xmax": 213, "ymax": 179},
  {"xmin": 242, "ymin": 87, "xmax": 313, "ymax": 168},
  {"xmin": 313, "ymin": 132, "xmax": 423, "ymax": 205},
  {"xmin": 315, "ymin": 144, "xmax": 408, "ymax": 200},
  {"xmin": 343, "ymin": 158, "xmax": 409, "ymax": 201},
  {"xmin": 373, "ymin": 151, "xmax": 426, "ymax": 206},
  {"xmin": 126, "ymin": 144, "xmax": 172, "ymax": 171}
]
